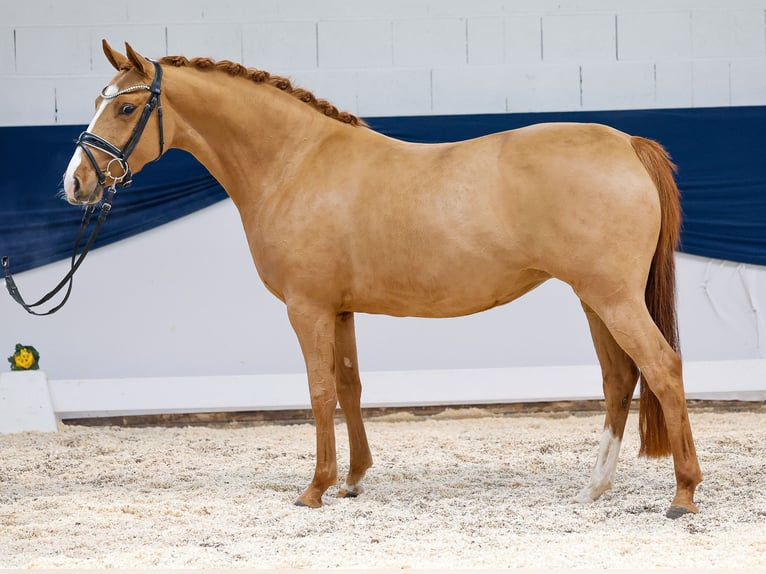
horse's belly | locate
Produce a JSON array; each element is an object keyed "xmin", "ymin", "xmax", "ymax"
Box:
[{"xmin": 347, "ymin": 266, "xmax": 549, "ymax": 318}]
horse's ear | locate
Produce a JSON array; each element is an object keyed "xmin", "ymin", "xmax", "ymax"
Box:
[
  {"xmin": 102, "ymin": 39, "xmax": 128, "ymax": 71},
  {"xmin": 125, "ymin": 42, "xmax": 152, "ymax": 77}
]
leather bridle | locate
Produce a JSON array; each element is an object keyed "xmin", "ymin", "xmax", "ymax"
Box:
[
  {"xmin": 2, "ymin": 60, "xmax": 165, "ymax": 315},
  {"xmin": 75, "ymin": 59, "xmax": 165, "ymax": 189}
]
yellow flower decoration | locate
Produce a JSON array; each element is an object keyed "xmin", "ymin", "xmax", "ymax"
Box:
[
  {"xmin": 14, "ymin": 349, "xmax": 35, "ymax": 369},
  {"xmin": 8, "ymin": 344, "xmax": 40, "ymax": 371}
]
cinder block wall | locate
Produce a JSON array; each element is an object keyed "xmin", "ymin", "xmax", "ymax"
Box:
[{"xmin": 2, "ymin": 0, "xmax": 765, "ymax": 126}]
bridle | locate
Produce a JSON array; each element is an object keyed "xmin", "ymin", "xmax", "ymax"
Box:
[
  {"xmin": 2, "ymin": 59, "xmax": 165, "ymax": 315},
  {"xmin": 76, "ymin": 60, "xmax": 164, "ymax": 188}
]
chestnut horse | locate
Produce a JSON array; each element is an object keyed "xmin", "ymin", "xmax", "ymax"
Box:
[{"xmin": 63, "ymin": 41, "xmax": 702, "ymax": 518}]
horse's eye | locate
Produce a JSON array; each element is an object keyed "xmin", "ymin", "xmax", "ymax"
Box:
[{"xmin": 118, "ymin": 103, "xmax": 137, "ymax": 116}]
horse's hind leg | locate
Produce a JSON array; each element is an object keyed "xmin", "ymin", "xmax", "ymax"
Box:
[
  {"xmin": 575, "ymin": 303, "xmax": 639, "ymax": 504},
  {"xmin": 585, "ymin": 296, "xmax": 702, "ymax": 516},
  {"xmin": 334, "ymin": 312, "xmax": 373, "ymax": 498}
]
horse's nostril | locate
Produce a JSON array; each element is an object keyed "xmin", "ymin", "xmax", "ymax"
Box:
[{"xmin": 73, "ymin": 176, "xmax": 81, "ymax": 196}]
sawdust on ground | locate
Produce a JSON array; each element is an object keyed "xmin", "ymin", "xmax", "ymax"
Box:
[{"xmin": 1, "ymin": 409, "xmax": 764, "ymax": 569}]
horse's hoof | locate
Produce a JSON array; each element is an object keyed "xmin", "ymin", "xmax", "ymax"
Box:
[
  {"xmin": 666, "ymin": 505, "xmax": 690, "ymax": 519},
  {"xmin": 294, "ymin": 496, "xmax": 322, "ymax": 508},
  {"xmin": 337, "ymin": 483, "xmax": 363, "ymax": 499}
]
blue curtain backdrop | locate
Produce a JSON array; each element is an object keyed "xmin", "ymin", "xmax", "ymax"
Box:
[{"xmin": 1, "ymin": 106, "xmax": 765, "ymax": 274}]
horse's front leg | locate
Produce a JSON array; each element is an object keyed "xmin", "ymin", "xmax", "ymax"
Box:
[
  {"xmin": 287, "ymin": 301, "xmax": 339, "ymax": 508},
  {"xmin": 334, "ymin": 312, "xmax": 373, "ymax": 498}
]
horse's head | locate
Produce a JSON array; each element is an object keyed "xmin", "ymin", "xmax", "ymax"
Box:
[{"xmin": 63, "ymin": 41, "xmax": 165, "ymax": 205}]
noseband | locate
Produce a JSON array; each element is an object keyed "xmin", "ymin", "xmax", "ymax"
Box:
[
  {"xmin": 2, "ymin": 60, "xmax": 165, "ymax": 315},
  {"xmin": 75, "ymin": 59, "xmax": 165, "ymax": 188}
]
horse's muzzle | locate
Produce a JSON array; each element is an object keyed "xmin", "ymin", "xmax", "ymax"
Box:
[{"xmin": 66, "ymin": 175, "xmax": 102, "ymax": 205}]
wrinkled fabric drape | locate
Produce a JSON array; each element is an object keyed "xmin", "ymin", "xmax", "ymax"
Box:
[
  {"xmin": 0, "ymin": 125, "xmax": 227, "ymax": 273},
  {"xmin": 2, "ymin": 106, "xmax": 764, "ymax": 274}
]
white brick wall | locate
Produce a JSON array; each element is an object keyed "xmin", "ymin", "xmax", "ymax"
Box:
[
  {"xmin": 289, "ymin": 68, "xmax": 357, "ymax": 114},
  {"xmin": 432, "ymin": 66, "xmax": 508, "ymax": 114},
  {"xmin": 0, "ymin": 76, "xmax": 56, "ymax": 125},
  {"xmin": 618, "ymin": 11, "xmax": 692, "ymax": 61},
  {"xmin": 15, "ymin": 27, "xmax": 92, "ymax": 76},
  {"xmin": 505, "ymin": 64, "xmax": 581, "ymax": 112},
  {"xmin": 731, "ymin": 58, "xmax": 766, "ymax": 105},
  {"xmin": 466, "ymin": 18, "xmax": 505, "ymax": 65},
  {"xmin": 54, "ymin": 76, "xmax": 113, "ymax": 125},
  {"xmin": 356, "ymin": 68, "xmax": 432, "ymax": 117},
  {"xmin": 0, "ymin": 28, "xmax": 14, "ymax": 74},
  {"xmin": 692, "ymin": 60, "xmax": 732, "ymax": 107},
  {"xmin": 167, "ymin": 23, "xmax": 243, "ymax": 62},
  {"xmin": 466, "ymin": 16, "xmax": 542, "ymax": 65},
  {"xmin": 318, "ymin": 20, "xmax": 392, "ymax": 69},
  {"xmin": 504, "ymin": 16, "xmax": 543, "ymax": 63},
  {"xmin": 543, "ymin": 13, "xmax": 616, "ymax": 62},
  {"xmin": 0, "ymin": 1, "xmax": 127, "ymax": 27},
  {"xmin": 581, "ymin": 61, "xmax": 656, "ymax": 111},
  {"xmin": 243, "ymin": 21, "xmax": 317, "ymax": 70},
  {"xmin": 692, "ymin": 10, "xmax": 766, "ymax": 58},
  {"xmin": 392, "ymin": 19, "xmax": 467, "ymax": 68},
  {"xmin": 1, "ymin": 0, "xmax": 766, "ymax": 126},
  {"xmin": 655, "ymin": 61, "xmax": 693, "ymax": 108}
]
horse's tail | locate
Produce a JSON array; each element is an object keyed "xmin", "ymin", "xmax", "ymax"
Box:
[{"xmin": 630, "ymin": 136, "xmax": 680, "ymax": 458}]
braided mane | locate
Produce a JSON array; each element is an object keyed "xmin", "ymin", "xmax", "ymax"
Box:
[{"xmin": 154, "ymin": 55, "xmax": 367, "ymax": 127}]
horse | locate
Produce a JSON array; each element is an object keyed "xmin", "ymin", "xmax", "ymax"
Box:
[{"xmin": 62, "ymin": 41, "xmax": 702, "ymax": 518}]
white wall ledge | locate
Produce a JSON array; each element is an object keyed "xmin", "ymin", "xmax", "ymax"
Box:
[
  {"xmin": 49, "ymin": 359, "xmax": 766, "ymax": 419},
  {"xmin": 0, "ymin": 371, "xmax": 59, "ymax": 433}
]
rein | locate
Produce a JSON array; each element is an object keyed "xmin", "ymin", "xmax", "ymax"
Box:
[
  {"xmin": 2, "ymin": 187, "xmax": 116, "ymax": 316},
  {"xmin": 2, "ymin": 60, "xmax": 164, "ymax": 316}
]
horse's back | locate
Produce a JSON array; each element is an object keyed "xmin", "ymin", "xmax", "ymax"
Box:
[{"xmin": 365, "ymin": 121, "xmax": 661, "ymax": 276}]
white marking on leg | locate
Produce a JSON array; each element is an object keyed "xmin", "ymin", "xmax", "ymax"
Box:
[
  {"xmin": 343, "ymin": 357, "xmax": 353, "ymax": 368},
  {"xmin": 574, "ymin": 429, "xmax": 622, "ymax": 503},
  {"xmin": 63, "ymin": 85, "xmax": 116, "ymax": 200},
  {"xmin": 339, "ymin": 481, "xmax": 364, "ymax": 496}
]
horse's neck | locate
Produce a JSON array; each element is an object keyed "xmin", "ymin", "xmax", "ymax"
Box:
[{"xmin": 166, "ymin": 67, "xmax": 334, "ymax": 208}]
